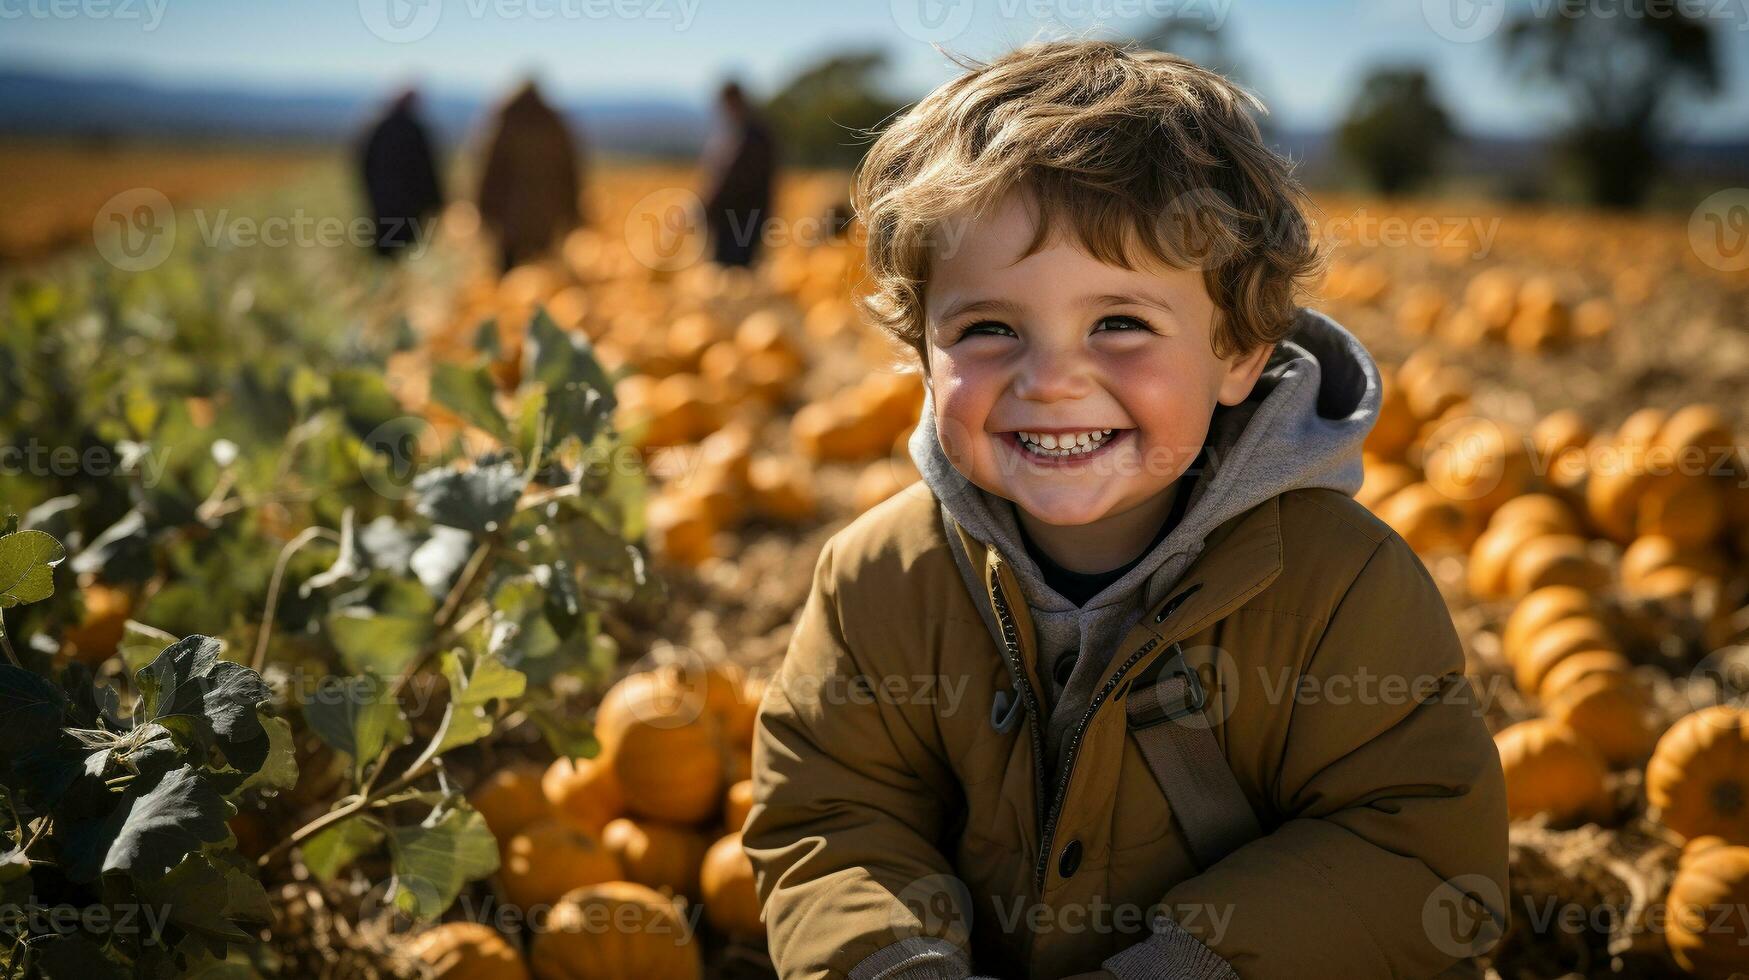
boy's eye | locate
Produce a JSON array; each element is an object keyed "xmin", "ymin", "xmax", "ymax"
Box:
[
  {"xmin": 1094, "ymin": 315, "xmax": 1155, "ymax": 334},
  {"xmin": 959, "ymin": 320, "xmax": 1017, "ymax": 340}
]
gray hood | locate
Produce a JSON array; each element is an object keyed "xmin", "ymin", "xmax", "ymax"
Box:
[{"xmin": 907, "ymin": 307, "xmax": 1382, "ymax": 769}]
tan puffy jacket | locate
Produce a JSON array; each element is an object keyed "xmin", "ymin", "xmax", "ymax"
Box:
[{"xmin": 745, "ymin": 483, "xmax": 1509, "ymax": 979}]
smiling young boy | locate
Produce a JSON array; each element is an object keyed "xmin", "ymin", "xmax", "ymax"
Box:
[{"xmin": 743, "ymin": 41, "xmax": 1508, "ymax": 980}]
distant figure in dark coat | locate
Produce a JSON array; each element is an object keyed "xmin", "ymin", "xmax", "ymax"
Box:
[
  {"xmin": 358, "ymin": 89, "xmax": 444, "ymax": 258},
  {"xmin": 476, "ymin": 80, "xmax": 584, "ymax": 272},
  {"xmin": 699, "ymin": 81, "xmax": 778, "ymax": 268}
]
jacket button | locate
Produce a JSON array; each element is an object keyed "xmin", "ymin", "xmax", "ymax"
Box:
[
  {"xmin": 1058, "ymin": 839, "xmax": 1082, "ymax": 878},
  {"xmin": 1052, "ymin": 651, "xmax": 1076, "ymax": 687}
]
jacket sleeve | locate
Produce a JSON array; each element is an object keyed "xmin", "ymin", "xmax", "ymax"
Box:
[
  {"xmin": 744, "ymin": 538, "xmax": 975, "ymax": 980},
  {"xmin": 1105, "ymin": 533, "xmax": 1510, "ymax": 980}
]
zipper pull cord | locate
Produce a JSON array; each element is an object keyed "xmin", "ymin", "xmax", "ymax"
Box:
[{"xmin": 990, "ymin": 687, "xmax": 1025, "ymax": 734}]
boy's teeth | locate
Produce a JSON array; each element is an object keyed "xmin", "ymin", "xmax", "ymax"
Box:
[{"xmin": 1016, "ymin": 429, "xmax": 1116, "ymax": 457}]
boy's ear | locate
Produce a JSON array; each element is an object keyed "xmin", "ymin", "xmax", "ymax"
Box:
[{"xmin": 1216, "ymin": 342, "xmax": 1275, "ymax": 407}]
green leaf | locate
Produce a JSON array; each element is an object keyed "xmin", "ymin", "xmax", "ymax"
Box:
[
  {"xmin": 433, "ymin": 649, "xmax": 525, "ymax": 755},
  {"xmin": 413, "ymin": 459, "xmax": 525, "ymax": 534},
  {"xmin": 431, "ymin": 362, "xmax": 511, "ymax": 441},
  {"xmin": 234, "ymin": 714, "xmax": 298, "ymax": 795},
  {"xmin": 61, "ymin": 764, "xmax": 232, "ymax": 883},
  {"xmin": 135, "ymin": 636, "xmax": 272, "ymax": 769},
  {"xmin": 325, "ymin": 607, "xmax": 431, "ymax": 678},
  {"xmin": 301, "ymin": 815, "xmax": 384, "ymax": 882},
  {"xmin": 0, "ymin": 528, "xmax": 66, "ymax": 608},
  {"xmin": 385, "ymin": 804, "xmax": 499, "ymax": 920},
  {"xmin": 136, "ymin": 851, "xmax": 261, "ymax": 944},
  {"xmin": 526, "ymin": 310, "xmax": 616, "ymax": 447},
  {"xmin": 303, "ymin": 676, "xmax": 408, "ymax": 776}
]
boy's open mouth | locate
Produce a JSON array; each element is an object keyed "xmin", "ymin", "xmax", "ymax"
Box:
[{"xmin": 998, "ymin": 427, "xmax": 1132, "ymax": 465}]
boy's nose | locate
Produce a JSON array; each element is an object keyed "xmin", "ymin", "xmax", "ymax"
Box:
[{"xmin": 1012, "ymin": 345, "xmax": 1094, "ymax": 403}]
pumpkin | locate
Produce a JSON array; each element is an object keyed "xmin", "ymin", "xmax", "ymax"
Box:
[
  {"xmin": 604, "ymin": 690, "xmax": 725, "ymax": 825},
  {"xmin": 1494, "ymin": 718, "xmax": 1612, "ymax": 825},
  {"xmin": 1396, "ymin": 285, "xmax": 1446, "ymax": 336},
  {"xmin": 595, "ymin": 669, "xmax": 705, "ymax": 749},
  {"xmin": 470, "ymin": 763, "xmax": 552, "ymax": 840},
  {"xmin": 1502, "ymin": 586, "xmax": 1596, "ymax": 664},
  {"xmin": 1366, "ymin": 377, "xmax": 1418, "ymax": 461},
  {"xmin": 1468, "ymin": 521, "xmax": 1556, "ymax": 600},
  {"xmin": 1620, "ymin": 536, "xmax": 1726, "ymax": 596},
  {"xmin": 406, "ymin": 922, "xmax": 530, "ymax": 980},
  {"xmin": 726, "ymin": 744, "xmax": 753, "ymax": 785},
  {"xmin": 1404, "ymin": 367, "xmax": 1471, "ymax": 427},
  {"xmin": 499, "ymin": 820, "xmax": 622, "ymax": 910},
  {"xmin": 646, "ymin": 493, "xmax": 717, "ymax": 567},
  {"xmin": 1357, "ymin": 460, "xmax": 1419, "ymax": 511},
  {"xmin": 1504, "ymin": 534, "xmax": 1608, "ymax": 598},
  {"xmin": 530, "ymin": 881, "xmax": 702, "ymax": 980},
  {"xmin": 1423, "ymin": 420, "xmax": 1532, "ymax": 518},
  {"xmin": 1572, "ymin": 297, "xmax": 1614, "ymax": 339},
  {"xmin": 64, "ymin": 582, "xmax": 134, "ymax": 664},
  {"xmin": 1656, "ymin": 404, "xmax": 1734, "ymax": 459},
  {"xmin": 1587, "ymin": 463, "xmax": 1653, "ymax": 544},
  {"xmin": 1376, "ymin": 482, "xmax": 1478, "ymax": 553},
  {"xmin": 1647, "ymin": 707, "xmax": 1749, "ymax": 844},
  {"xmin": 1488, "ymin": 494, "xmax": 1581, "ymax": 536},
  {"xmin": 1537, "ymin": 650, "xmax": 1632, "ymax": 701},
  {"xmin": 1464, "ymin": 268, "xmax": 1519, "ymax": 332},
  {"xmin": 1635, "ymin": 475, "xmax": 1724, "ymax": 550},
  {"xmin": 543, "ymin": 756, "xmax": 622, "ymax": 836},
  {"xmin": 700, "ymin": 832, "xmax": 765, "ymax": 937},
  {"xmin": 1505, "ymin": 293, "xmax": 1570, "ymax": 353},
  {"xmin": 1665, "ymin": 841, "xmax": 1749, "ymax": 975},
  {"xmin": 1513, "ymin": 615, "xmax": 1619, "ymax": 696},
  {"xmin": 724, "ymin": 780, "xmax": 754, "ymax": 832},
  {"xmin": 1544, "ymin": 671, "xmax": 1658, "ymax": 768},
  {"xmin": 747, "ymin": 455, "xmax": 818, "ymax": 523},
  {"xmin": 855, "ymin": 459, "xmax": 921, "ymax": 514},
  {"xmin": 602, "ymin": 818, "xmax": 710, "ymax": 898},
  {"xmin": 1533, "ymin": 411, "xmax": 1592, "ymax": 493}
]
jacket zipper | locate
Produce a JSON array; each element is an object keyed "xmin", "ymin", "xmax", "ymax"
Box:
[
  {"xmin": 1031, "ymin": 634, "xmax": 1162, "ymax": 891},
  {"xmin": 987, "ymin": 576, "xmax": 1049, "ymax": 836}
]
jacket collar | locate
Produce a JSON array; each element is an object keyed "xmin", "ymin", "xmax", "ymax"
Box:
[{"xmin": 951, "ymin": 494, "xmax": 1286, "ymax": 655}]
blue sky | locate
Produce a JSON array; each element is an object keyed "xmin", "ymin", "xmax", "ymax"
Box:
[{"xmin": 3, "ymin": 0, "xmax": 1746, "ymax": 137}]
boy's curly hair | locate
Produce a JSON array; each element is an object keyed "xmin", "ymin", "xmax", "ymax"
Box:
[{"xmin": 853, "ymin": 39, "xmax": 1322, "ymax": 364}]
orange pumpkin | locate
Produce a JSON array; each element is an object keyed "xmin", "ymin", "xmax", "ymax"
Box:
[
  {"xmin": 1647, "ymin": 707, "xmax": 1749, "ymax": 844},
  {"xmin": 1423, "ymin": 420, "xmax": 1531, "ymax": 518},
  {"xmin": 543, "ymin": 755, "xmax": 623, "ymax": 836},
  {"xmin": 1375, "ymin": 482, "xmax": 1478, "ymax": 553},
  {"xmin": 470, "ymin": 763, "xmax": 552, "ymax": 841},
  {"xmin": 530, "ymin": 881, "xmax": 702, "ymax": 980},
  {"xmin": 747, "ymin": 455, "xmax": 818, "ymax": 523},
  {"xmin": 1504, "ymin": 535, "xmax": 1608, "ymax": 598},
  {"xmin": 499, "ymin": 820, "xmax": 622, "ymax": 910},
  {"xmin": 64, "ymin": 582, "xmax": 134, "ymax": 664},
  {"xmin": 1620, "ymin": 536, "xmax": 1727, "ymax": 596},
  {"xmin": 1544, "ymin": 671, "xmax": 1658, "ymax": 768},
  {"xmin": 1536, "ymin": 650, "xmax": 1632, "ymax": 702},
  {"xmin": 1513, "ymin": 615, "xmax": 1619, "ymax": 697},
  {"xmin": 699, "ymin": 832, "xmax": 765, "ymax": 937},
  {"xmin": 406, "ymin": 922, "xmax": 530, "ymax": 980},
  {"xmin": 1494, "ymin": 718, "xmax": 1612, "ymax": 825},
  {"xmin": 1635, "ymin": 475, "xmax": 1725, "ymax": 551},
  {"xmin": 602, "ymin": 818, "xmax": 710, "ymax": 898},
  {"xmin": 1357, "ymin": 460, "xmax": 1419, "ymax": 511},
  {"xmin": 724, "ymin": 780, "xmax": 754, "ymax": 832},
  {"xmin": 1365, "ymin": 376, "xmax": 1418, "ymax": 461},
  {"xmin": 1488, "ymin": 494, "xmax": 1581, "ymax": 536},
  {"xmin": 1665, "ymin": 840, "xmax": 1749, "ymax": 976},
  {"xmin": 603, "ymin": 688, "xmax": 725, "ymax": 825},
  {"xmin": 646, "ymin": 494, "xmax": 717, "ymax": 567},
  {"xmin": 1502, "ymin": 586, "xmax": 1595, "ymax": 664}
]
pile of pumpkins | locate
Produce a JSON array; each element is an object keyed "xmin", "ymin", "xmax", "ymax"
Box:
[
  {"xmin": 1396, "ymin": 269, "xmax": 1614, "ymax": 353},
  {"xmin": 1355, "ymin": 351, "xmax": 1749, "ymax": 972},
  {"xmin": 1360, "ymin": 349, "xmax": 1749, "ymax": 604},
  {"xmin": 406, "ymin": 657, "xmax": 768, "ymax": 980}
]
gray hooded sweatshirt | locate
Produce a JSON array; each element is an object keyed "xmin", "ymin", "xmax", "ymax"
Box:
[{"xmin": 890, "ymin": 307, "xmax": 1382, "ymax": 980}]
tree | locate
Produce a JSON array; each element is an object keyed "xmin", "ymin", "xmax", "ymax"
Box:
[
  {"xmin": 1336, "ymin": 67, "xmax": 1455, "ymax": 196},
  {"xmin": 763, "ymin": 50, "xmax": 906, "ymax": 169},
  {"xmin": 1501, "ymin": 2, "xmax": 1718, "ymax": 207}
]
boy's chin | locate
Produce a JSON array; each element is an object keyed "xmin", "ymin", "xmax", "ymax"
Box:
[{"xmin": 1002, "ymin": 484, "xmax": 1120, "ymax": 529}]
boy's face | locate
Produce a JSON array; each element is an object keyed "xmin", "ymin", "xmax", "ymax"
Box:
[{"xmin": 923, "ymin": 192, "xmax": 1274, "ymax": 530}]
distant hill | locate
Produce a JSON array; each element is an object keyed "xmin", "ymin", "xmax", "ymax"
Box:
[{"xmin": 0, "ymin": 68, "xmax": 712, "ymax": 158}]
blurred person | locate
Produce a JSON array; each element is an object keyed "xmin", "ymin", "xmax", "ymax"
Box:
[
  {"xmin": 699, "ymin": 80, "xmax": 777, "ymax": 267},
  {"xmin": 358, "ymin": 88, "xmax": 444, "ymax": 258},
  {"xmin": 476, "ymin": 80, "xmax": 584, "ymax": 272}
]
